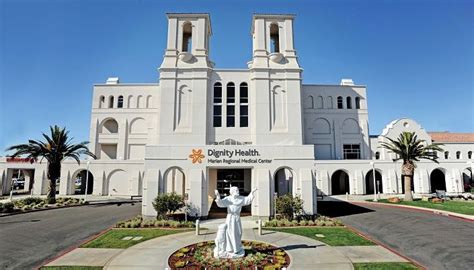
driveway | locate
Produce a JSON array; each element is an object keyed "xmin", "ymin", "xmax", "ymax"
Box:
[
  {"xmin": 318, "ymin": 201, "xmax": 474, "ymax": 270},
  {"xmin": 0, "ymin": 203, "xmax": 141, "ymax": 269}
]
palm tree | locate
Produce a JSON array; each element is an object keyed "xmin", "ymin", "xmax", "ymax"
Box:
[
  {"xmin": 380, "ymin": 131, "xmax": 443, "ymax": 201},
  {"xmin": 6, "ymin": 125, "xmax": 96, "ymax": 204}
]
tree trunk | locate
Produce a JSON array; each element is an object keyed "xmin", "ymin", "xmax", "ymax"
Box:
[
  {"xmin": 47, "ymin": 162, "xmax": 61, "ymax": 204},
  {"xmin": 402, "ymin": 162, "xmax": 415, "ymax": 201}
]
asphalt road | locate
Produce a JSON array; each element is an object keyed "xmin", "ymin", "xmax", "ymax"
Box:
[
  {"xmin": 318, "ymin": 201, "xmax": 474, "ymax": 270},
  {"xmin": 0, "ymin": 202, "xmax": 140, "ymax": 269}
]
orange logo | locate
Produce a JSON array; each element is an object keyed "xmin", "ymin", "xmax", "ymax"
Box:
[{"xmin": 189, "ymin": 149, "xmax": 205, "ymax": 164}]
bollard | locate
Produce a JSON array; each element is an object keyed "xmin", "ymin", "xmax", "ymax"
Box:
[
  {"xmin": 345, "ymin": 192, "xmax": 348, "ymax": 201},
  {"xmin": 258, "ymin": 219, "xmax": 262, "ymax": 236},
  {"xmin": 195, "ymin": 219, "xmax": 200, "ymax": 235}
]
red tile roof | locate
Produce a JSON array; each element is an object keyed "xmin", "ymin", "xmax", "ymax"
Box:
[{"xmin": 428, "ymin": 132, "xmax": 474, "ymax": 143}]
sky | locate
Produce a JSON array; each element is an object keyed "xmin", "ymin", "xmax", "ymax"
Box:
[{"xmin": 0, "ymin": 0, "xmax": 473, "ymax": 154}]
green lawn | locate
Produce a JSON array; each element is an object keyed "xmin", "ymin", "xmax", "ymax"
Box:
[
  {"xmin": 40, "ymin": 267, "xmax": 102, "ymax": 270},
  {"xmin": 81, "ymin": 228, "xmax": 191, "ymax": 249},
  {"xmin": 265, "ymin": 227, "xmax": 375, "ymax": 246},
  {"xmin": 353, "ymin": 262, "xmax": 419, "ymax": 270},
  {"xmin": 376, "ymin": 199, "xmax": 474, "ymax": 215}
]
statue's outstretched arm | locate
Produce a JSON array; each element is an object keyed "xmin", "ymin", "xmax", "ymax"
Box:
[
  {"xmin": 214, "ymin": 190, "xmax": 230, "ymax": 208},
  {"xmin": 244, "ymin": 188, "xmax": 258, "ymax": 206}
]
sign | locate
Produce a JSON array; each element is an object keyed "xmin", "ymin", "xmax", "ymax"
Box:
[{"xmin": 188, "ymin": 148, "xmax": 272, "ymax": 165}]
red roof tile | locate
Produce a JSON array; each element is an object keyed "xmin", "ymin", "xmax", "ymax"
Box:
[{"xmin": 428, "ymin": 132, "xmax": 474, "ymax": 143}]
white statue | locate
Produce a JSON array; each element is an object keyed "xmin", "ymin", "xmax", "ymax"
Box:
[{"xmin": 213, "ymin": 186, "xmax": 257, "ymax": 258}]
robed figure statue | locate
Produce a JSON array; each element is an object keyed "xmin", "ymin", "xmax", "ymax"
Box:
[{"xmin": 213, "ymin": 186, "xmax": 257, "ymax": 258}]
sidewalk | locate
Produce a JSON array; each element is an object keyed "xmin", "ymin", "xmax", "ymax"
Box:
[
  {"xmin": 1, "ymin": 194, "xmax": 140, "ymax": 204},
  {"xmin": 45, "ymin": 217, "xmax": 409, "ymax": 270}
]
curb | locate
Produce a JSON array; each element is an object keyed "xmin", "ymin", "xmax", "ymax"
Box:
[
  {"xmin": 354, "ymin": 201, "xmax": 474, "ymax": 222},
  {"xmin": 0, "ymin": 200, "xmax": 140, "ymax": 218},
  {"xmin": 35, "ymin": 227, "xmax": 114, "ymax": 270},
  {"xmin": 343, "ymin": 224, "xmax": 427, "ymax": 270}
]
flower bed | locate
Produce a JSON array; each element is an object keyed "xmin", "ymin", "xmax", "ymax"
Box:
[
  {"xmin": 168, "ymin": 240, "xmax": 290, "ymax": 269},
  {"xmin": 263, "ymin": 215, "xmax": 343, "ymax": 227},
  {"xmin": 115, "ymin": 216, "xmax": 195, "ymax": 229},
  {"xmin": 0, "ymin": 197, "xmax": 85, "ymax": 213}
]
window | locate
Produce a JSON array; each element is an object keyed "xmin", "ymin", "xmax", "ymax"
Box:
[
  {"xmin": 213, "ymin": 82, "xmax": 222, "ymax": 127},
  {"xmin": 227, "ymin": 105, "xmax": 235, "ymax": 127},
  {"xmin": 456, "ymin": 151, "xmax": 461, "ymax": 159},
  {"xmin": 108, "ymin": 96, "xmax": 114, "ymax": 108},
  {"xmin": 469, "ymin": 151, "xmax": 472, "ymax": 159},
  {"xmin": 375, "ymin": 151, "xmax": 380, "ymax": 160},
  {"xmin": 355, "ymin": 97, "xmax": 361, "ymax": 109},
  {"xmin": 117, "ymin": 96, "xmax": 124, "ymax": 108},
  {"xmin": 270, "ymin": 23, "xmax": 280, "ymax": 53},
  {"xmin": 182, "ymin": 22, "xmax": 192, "ymax": 52},
  {"xmin": 226, "ymin": 82, "xmax": 235, "ymax": 127},
  {"xmin": 346, "ymin": 97, "xmax": 352, "ymax": 109},
  {"xmin": 343, "ymin": 144, "xmax": 361, "ymax": 159},
  {"xmin": 337, "ymin": 96, "xmax": 343, "ymax": 109},
  {"xmin": 240, "ymin": 83, "xmax": 249, "ymax": 127},
  {"xmin": 444, "ymin": 151, "xmax": 449, "ymax": 159},
  {"xmin": 213, "ymin": 105, "xmax": 222, "ymax": 127}
]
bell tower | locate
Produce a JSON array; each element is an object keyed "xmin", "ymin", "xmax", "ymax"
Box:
[
  {"xmin": 249, "ymin": 14, "xmax": 304, "ymax": 145},
  {"xmin": 157, "ymin": 13, "xmax": 213, "ymax": 145}
]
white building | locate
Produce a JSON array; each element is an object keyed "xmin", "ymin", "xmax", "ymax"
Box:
[{"xmin": 1, "ymin": 13, "xmax": 473, "ymax": 219}]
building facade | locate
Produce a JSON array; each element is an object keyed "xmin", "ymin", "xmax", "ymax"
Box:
[{"xmin": 1, "ymin": 13, "xmax": 473, "ymax": 219}]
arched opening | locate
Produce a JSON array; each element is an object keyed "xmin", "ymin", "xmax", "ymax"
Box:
[
  {"xmin": 346, "ymin": 97, "xmax": 352, "ymax": 109},
  {"xmin": 163, "ymin": 167, "xmax": 186, "ymax": 197},
  {"xmin": 468, "ymin": 151, "xmax": 472, "ymax": 159},
  {"xmin": 456, "ymin": 151, "xmax": 461, "ymax": 159},
  {"xmin": 226, "ymin": 82, "xmax": 235, "ymax": 127},
  {"xmin": 117, "ymin": 96, "xmax": 124, "ymax": 108},
  {"xmin": 331, "ymin": 170, "xmax": 350, "ymax": 195},
  {"xmin": 107, "ymin": 170, "xmax": 128, "ymax": 195},
  {"xmin": 136, "ymin": 95, "xmax": 142, "ymax": 108},
  {"xmin": 444, "ymin": 151, "xmax": 449, "ymax": 159},
  {"xmin": 270, "ymin": 23, "xmax": 280, "ymax": 53},
  {"xmin": 73, "ymin": 170, "xmax": 94, "ymax": 195},
  {"xmin": 146, "ymin": 95, "xmax": 152, "ymax": 108},
  {"xmin": 127, "ymin": 95, "xmax": 134, "ymax": 108},
  {"xmin": 326, "ymin": 96, "xmax": 333, "ymax": 109},
  {"xmin": 101, "ymin": 118, "xmax": 118, "ymax": 134},
  {"xmin": 99, "ymin": 96, "xmax": 105, "ymax": 108},
  {"xmin": 337, "ymin": 96, "xmax": 343, "ymax": 109},
  {"xmin": 430, "ymin": 168, "xmax": 446, "ymax": 193},
  {"xmin": 355, "ymin": 97, "xmax": 361, "ymax": 109},
  {"xmin": 108, "ymin": 96, "xmax": 114, "ymax": 108},
  {"xmin": 462, "ymin": 168, "xmax": 472, "ymax": 192},
  {"xmin": 375, "ymin": 152, "xmax": 380, "ymax": 160},
  {"xmin": 365, "ymin": 170, "xmax": 383, "ymax": 194},
  {"xmin": 182, "ymin": 22, "xmax": 192, "ymax": 52},
  {"xmin": 274, "ymin": 167, "xmax": 293, "ymax": 197},
  {"xmin": 316, "ymin": 96, "xmax": 324, "ymax": 109}
]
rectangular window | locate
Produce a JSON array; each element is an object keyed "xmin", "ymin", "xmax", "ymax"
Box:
[
  {"xmin": 240, "ymin": 87, "xmax": 248, "ymax": 103},
  {"xmin": 240, "ymin": 105, "xmax": 248, "ymax": 127},
  {"xmin": 227, "ymin": 105, "xmax": 235, "ymax": 127},
  {"xmin": 227, "ymin": 87, "xmax": 235, "ymax": 104},
  {"xmin": 343, "ymin": 144, "xmax": 360, "ymax": 159},
  {"xmin": 213, "ymin": 105, "xmax": 222, "ymax": 127}
]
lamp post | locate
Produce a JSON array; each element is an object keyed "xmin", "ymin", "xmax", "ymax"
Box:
[
  {"xmin": 370, "ymin": 160, "xmax": 377, "ymax": 202},
  {"xmin": 84, "ymin": 160, "xmax": 91, "ymax": 202}
]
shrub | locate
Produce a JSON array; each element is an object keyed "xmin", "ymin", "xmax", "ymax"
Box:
[
  {"xmin": 3, "ymin": 202, "xmax": 14, "ymax": 213},
  {"xmin": 22, "ymin": 197, "xmax": 44, "ymax": 205},
  {"xmin": 152, "ymin": 192, "xmax": 185, "ymax": 219},
  {"xmin": 275, "ymin": 194, "xmax": 304, "ymax": 220}
]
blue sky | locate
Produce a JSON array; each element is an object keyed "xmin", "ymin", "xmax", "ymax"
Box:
[{"xmin": 0, "ymin": 0, "xmax": 473, "ymax": 154}]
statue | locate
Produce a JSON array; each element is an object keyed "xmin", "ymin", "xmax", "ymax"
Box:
[{"xmin": 213, "ymin": 186, "xmax": 257, "ymax": 258}]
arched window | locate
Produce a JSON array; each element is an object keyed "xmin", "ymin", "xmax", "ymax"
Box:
[
  {"xmin": 346, "ymin": 97, "xmax": 352, "ymax": 109},
  {"xmin": 375, "ymin": 152, "xmax": 380, "ymax": 160},
  {"xmin": 270, "ymin": 23, "xmax": 280, "ymax": 53},
  {"xmin": 108, "ymin": 96, "xmax": 114, "ymax": 108},
  {"xmin": 226, "ymin": 82, "xmax": 235, "ymax": 127},
  {"xmin": 146, "ymin": 95, "xmax": 152, "ymax": 108},
  {"xmin": 444, "ymin": 151, "xmax": 449, "ymax": 159},
  {"xmin": 355, "ymin": 97, "xmax": 361, "ymax": 109},
  {"xmin": 99, "ymin": 96, "xmax": 105, "ymax": 108},
  {"xmin": 469, "ymin": 151, "xmax": 473, "ymax": 159},
  {"xmin": 240, "ymin": 82, "xmax": 249, "ymax": 127},
  {"xmin": 316, "ymin": 96, "xmax": 324, "ymax": 109},
  {"xmin": 337, "ymin": 96, "xmax": 343, "ymax": 109},
  {"xmin": 182, "ymin": 22, "xmax": 192, "ymax": 53},
  {"xmin": 127, "ymin": 95, "xmax": 133, "ymax": 108},
  {"xmin": 213, "ymin": 82, "xmax": 222, "ymax": 127},
  {"xmin": 136, "ymin": 95, "xmax": 142, "ymax": 108},
  {"xmin": 456, "ymin": 151, "xmax": 461, "ymax": 159},
  {"xmin": 117, "ymin": 96, "xmax": 124, "ymax": 108}
]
